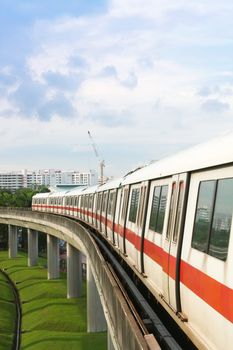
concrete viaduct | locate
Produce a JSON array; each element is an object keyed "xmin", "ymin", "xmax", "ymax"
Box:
[{"xmin": 0, "ymin": 208, "xmax": 151, "ymax": 350}]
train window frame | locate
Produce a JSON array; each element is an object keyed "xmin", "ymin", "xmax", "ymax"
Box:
[
  {"xmin": 149, "ymin": 185, "xmax": 168, "ymax": 234},
  {"xmin": 192, "ymin": 178, "xmax": 233, "ymax": 261}
]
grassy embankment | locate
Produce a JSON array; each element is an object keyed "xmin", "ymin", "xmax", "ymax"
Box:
[
  {"xmin": 0, "ymin": 267, "xmax": 15, "ymax": 350},
  {"xmin": 0, "ymin": 251, "xmax": 107, "ymax": 350}
]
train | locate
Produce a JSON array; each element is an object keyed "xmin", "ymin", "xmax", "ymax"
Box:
[{"xmin": 32, "ymin": 132, "xmax": 233, "ymax": 350}]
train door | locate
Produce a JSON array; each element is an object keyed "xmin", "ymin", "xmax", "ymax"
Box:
[
  {"xmin": 93, "ymin": 193, "xmax": 97, "ymax": 227},
  {"xmin": 96, "ymin": 193, "xmax": 102, "ymax": 230},
  {"xmin": 134, "ymin": 182, "xmax": 149, "ymax": 270},
  {"xmin": 114, "ymin": 188, "xmax": 123, "ymax": 249},
  {"xmin": 126, "ymin": 183, "xmax": 147, "ymax": 270},
  {"xmin": 101, "ymin": 191, "xmax": 109, "ymax": 236},
  {"xmin": 106, "ymin": 190, "xmax": 117, "ymax": 244},
  {"xmin": 162, "ymin": 173, "xmax": 188, "ymax": 311},
  {"xmin": 118, "ymin": 186, "xmax": 130, "ymax": 253}
]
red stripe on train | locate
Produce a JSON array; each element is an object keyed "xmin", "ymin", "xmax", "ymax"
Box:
[{"xmin": 34, "ymin": 204, "xmax": 233, "ymax": 323}]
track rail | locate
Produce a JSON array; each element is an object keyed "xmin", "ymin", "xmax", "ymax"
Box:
[{"xmin": 0, "ymin": 268, "xmax": 21, "ymax": 350}]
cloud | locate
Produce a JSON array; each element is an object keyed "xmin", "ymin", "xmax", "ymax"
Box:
[
  {"xmin": 198, "ymin": 85, "xmax": 233, "ymax": 97},
  {"xmin": 85, "ymin": 107, "xmax": 132, "ymax": 127},
  {"xmin": 201, "ymin": 98, "xmax": 230, "ymax": 113},
  {"xmin": 43, "ymin": 71, "xmax": 84, "ymax": 91},
  {"xmin": 10, "ymin": 75, "xmax": 77, "ymax": 120},
  {"xmin": 37, "ymin": 93, "xmax": 76, "ymax": 120},
  {"xmin": 11, "ymin": 77, "xmax": 44, "ymax": 111},
  {"xmin": 1, "ymin": 0, "xmax": 233, "ymax": 176},
  {"xmin": 100, "ymin": 66, "xmax": 117, "ymax": 78},
  {"xmin": 120, "ymin": 71, "xmax": 138, "ymax": 89}
]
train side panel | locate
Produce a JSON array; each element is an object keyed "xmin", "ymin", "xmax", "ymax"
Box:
[
  {"xmin": 180, "ymin": 166, "xmax": 233, "ymax": 350},
  {"xmin": 143, "ymin": 177, "xmax": 171, "ymax": 295}
]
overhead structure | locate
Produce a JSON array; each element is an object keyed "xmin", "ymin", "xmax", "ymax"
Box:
[{"xmin": 88, "ymin": 131, "xmax": 105, "ymax": 185}]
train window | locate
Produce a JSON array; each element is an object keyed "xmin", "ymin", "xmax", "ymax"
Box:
[
  {"xmin": 166, "ymin": 183, "xmax": 176, "ymax": 239},
  {"xmin": 129, "ymin": 188, "xmax": 140, "ymax": 223},
  {"xmin": 89, "ymin": 195, "xmax": 93, "ymax": 209},
  {"xmin": 209, "ymin": 178, "xmax": 233, "ymax": 260},
  {"xmin": 96, "ymin": 195, "xmax": 99, "ymax": 210},
  {"xmin": 173, "ymin": 182, "xmax": 184, "ymax": 242},
  {"xmin": 157, "ymin": 186, "xmax": 168, "ymax": 233},
  {"xmin": 108, "ymin": 192, "xmax": 114, "ymax": 215},
  {"xmin": 149, "ymin": 187, "xmax": 161, "ymax": 231},
  {"xmin": 121, "ymin": 188, "xmax": 129, "ymax": 222},
  {"xmin": 137, "ymin": 186, "xmax": 146, "ymax": 227},
  {"xmin": 102, "ymin": 192, "xmax": 108, "ymax": 213},
  {"xmin": 97, "ymin": 193, "xmax": 102, "ymax": 211},
  {"xmin": 192, "ymin": 178, "xmax": 233, "ymax": 261},
  {"xmin": 192, "ymin": 181, "xmax": 216, "ymax": 252},
  {"xmin": 149, "ymin": 185, "xmax": 168, "ymax": 234}
]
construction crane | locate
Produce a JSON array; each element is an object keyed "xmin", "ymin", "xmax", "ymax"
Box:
[{"xmin": 88, "ymin": 131, "xmax": 105, "ymax": 185}]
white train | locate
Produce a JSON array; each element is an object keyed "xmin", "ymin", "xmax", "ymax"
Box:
[{"xmin": 32, "ymin": 133, "xmax": 233, "ymax": 350}]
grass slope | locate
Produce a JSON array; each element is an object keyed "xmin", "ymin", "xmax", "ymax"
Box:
[
  {"xmin": 0, "ymin": 268, "xmax": 15, "ymax": 350},
  {"xmin": 0, "ymin": 251, "xmax": 107, "ymax": 350}
]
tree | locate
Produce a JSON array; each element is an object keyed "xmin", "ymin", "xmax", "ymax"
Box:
[
  {"xmin": 0, "ymin": 186, "xmax": 50, "ymax": 208},
  {"xmin": 0, "ymin": 186, "xmax": 50, "ymax": 252}
]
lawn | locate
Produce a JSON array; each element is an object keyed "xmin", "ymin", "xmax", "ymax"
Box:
[
  {"xmin": 0, "ymin": 251, "xmax": 107, "ymax": 350},
  {"xmin": 0, "ymin": 267, "xmax": 15, "ymax": 350}
]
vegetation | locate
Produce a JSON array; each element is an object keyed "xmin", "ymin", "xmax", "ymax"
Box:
[
  {"xmin": 0, "ymin": 186, "xmax": 49, "ymax": 208},
  {"xmin": 0, "ymin": 270, "xmax": 16, "ymax": 350},
  {"xmin": 0, "ymin": 186, "xmax": 49, "ymax": 251},
  {"xmin": 0, "ymin": 251, "xmax": 107, "ymax": 350}
]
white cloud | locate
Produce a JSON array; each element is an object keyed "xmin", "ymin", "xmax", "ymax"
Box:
[{"xmin": 1, "ymin": 0, "xmax": 233, "ymax": 175}]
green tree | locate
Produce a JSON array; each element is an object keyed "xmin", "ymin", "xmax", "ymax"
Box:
[
  {"xmin": 0, "ymin": 186, "xmax": 50, "ymax": 253},
  {"xmin": 0, "ymin": 186, "xmax": 50, "ymax": 208}
]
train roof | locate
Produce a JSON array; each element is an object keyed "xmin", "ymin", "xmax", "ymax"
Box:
[
  {"xmin": 122, "ymin": 131, "xmax": 233, "ymax": 185},
  {"xmin": 63, "ymin": 187, "xmax": 87, "ymax": 196},
  {"xmin": 97, "ymin": 178, "xmax": 123, "ymax": 192},
  {"xmin": 48, "ymin": 190, "xmax": 69, "ymax": 197},
  {"xmin": 79, "ymin": 185, "xmax": 98, "ymax": 195},
  {"xmin": 33, "ymin": 192, "xmax": 51, "ymax": 198}
]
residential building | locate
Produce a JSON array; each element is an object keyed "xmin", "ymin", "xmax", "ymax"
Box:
[{"xmin": 0, "ymin": 169, "xmax": 97, "ymax": 191}]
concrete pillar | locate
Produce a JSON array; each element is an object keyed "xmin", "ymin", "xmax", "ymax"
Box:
[
  {"xmin": 87, "ymin": 261, "xmax": 107, "ymax": 332},
  {"xmin": 67, "ymin": 243, "xmax": 82, "ymax": 298},
  {"xmin": 47, "ymin": 234, "xmax": 59, "ymax": 279},
  {"xmin": 27, "ymin": 229, "xmax": 38, "ymax": 267},
  {"xmin": 108, "ymin": 329, "xmax": 115, "ymax": 350},
  {"xmin": 8, "ymin": 225, "xmax": 18, "ymax": 258}
]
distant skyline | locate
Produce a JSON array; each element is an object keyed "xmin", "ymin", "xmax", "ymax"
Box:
[{"xmin": 1, "ymin": 0, "xmax": 233, "ymax": 178}]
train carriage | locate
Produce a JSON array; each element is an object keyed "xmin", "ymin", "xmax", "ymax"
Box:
[
  {"xmin": 32, "ymin": 192, "xmax": 50, "ymax": 212},
  {"xmin": 32, "ymin": 132, "xmax": 233, "ymax": 350},
  {"xmin": 79, "ymin": 186, "xmax": 98, "ymax": 224},
  {"xmin": 95, "ymin": 179, "xmax": 122, "ymax": 244},
  {"xmin": 64, "ymin": 187, "xmax": 86, "ymax": 218}
]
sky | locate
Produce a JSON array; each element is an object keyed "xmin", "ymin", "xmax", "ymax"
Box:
[{"xmin": 0, "ymin": 0, "xmax": 233, "ymax": 178}]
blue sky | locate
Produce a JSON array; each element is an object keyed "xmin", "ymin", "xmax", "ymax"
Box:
[{"xmin": 0, "ymin": 0, "xmax": 233, "ymax": 178}]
